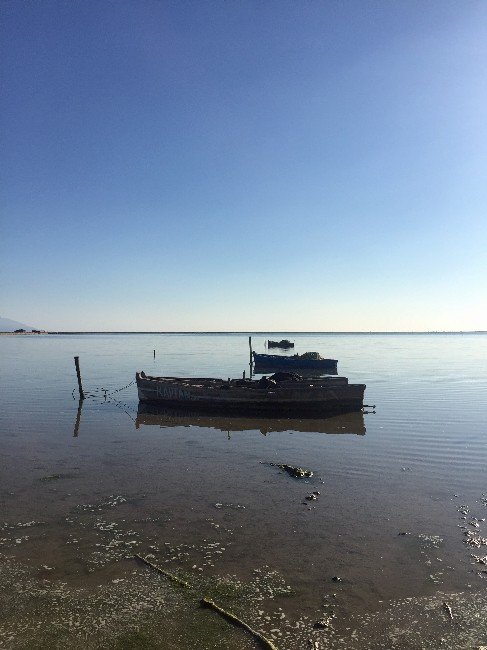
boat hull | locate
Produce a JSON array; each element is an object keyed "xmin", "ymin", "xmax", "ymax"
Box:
[
  {"xmin": 136, "ymin": 373, "xmax": 365, "ymax": 417},
  {"xmin": 253, "ymin": 352, "xmax": 338, "ymax": 371}
]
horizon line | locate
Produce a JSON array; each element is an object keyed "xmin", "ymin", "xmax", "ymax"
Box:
[{"xmin": 10, "ymin": 329, "xmax": 487, "ymax": 335}]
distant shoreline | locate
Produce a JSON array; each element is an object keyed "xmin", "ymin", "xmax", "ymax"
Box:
[{"xmin": 1, "ymin": 330, "xmax": 486, "ymax": 336}]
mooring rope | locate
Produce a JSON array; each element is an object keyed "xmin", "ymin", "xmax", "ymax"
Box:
[
  {"xmin": 71, "ymin": 380, "xmax": 137, "ymax": 422},
  {"xmin": 72, "ymin": 379, "xmax": 135, "ymax": 400},
  {"xmin": 110, "ymin": 379, "xmax": 135, "ymax": 395}
]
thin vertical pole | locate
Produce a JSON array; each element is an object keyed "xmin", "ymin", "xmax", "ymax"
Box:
[
  {"xmin": 74, "ymin": 356, "xmax": 85, "ymax": 400},
  {"xmin": 249, "ymin": 336, "xmax": 253, "ymax": 379},
  {"xmin": 153, "ymin": 349, "xmax": 156, "ymax": 359},
  {"xmin": 73, "ymin": 398, "xmax": 83, "ymax": 437}
]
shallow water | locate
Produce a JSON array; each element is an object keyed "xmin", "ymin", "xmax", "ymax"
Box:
[{"xmin": 1, "ymin": 333, "xmax": 486, "ymax": 648}]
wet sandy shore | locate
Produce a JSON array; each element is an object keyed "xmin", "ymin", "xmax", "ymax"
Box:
[
  {"xmin": 1, "ymin": 550, "xmax": 486, "ymax": 649},
  {"xmin": 1, "ymin": 460, "xmax": 486, "ymax": 649}
]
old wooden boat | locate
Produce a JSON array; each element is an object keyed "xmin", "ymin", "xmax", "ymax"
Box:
[
  {"xmin": 136, "ymin": 371, "xmax": 365, "ymax": 416},
  {"xmin": 253, "ymin": 351, "xmax": 338, "ymax": 371},
  {"xmin": 267, "ymin": 339, "xmax": 294, "ymax": 349}
]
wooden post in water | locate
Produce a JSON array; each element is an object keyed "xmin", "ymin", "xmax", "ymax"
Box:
[
  {"xmin": 153, "ymin": 349, "xmax": 155, "ymax": 359},
  {"xmin": 73, "ymin": 398, "xmax": 83, "ymax": 437},
  {"xmin": 74, "ymin": 356, "xmax": 85, "ymax": 400}
]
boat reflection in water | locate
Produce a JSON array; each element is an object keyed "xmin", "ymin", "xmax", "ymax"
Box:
[{"xmin": 135, "ymin": 403, "xmax": 366, "ymax": 436}]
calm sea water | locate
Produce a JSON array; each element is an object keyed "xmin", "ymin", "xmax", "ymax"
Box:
[{"xmin": 1, "ymin": 333, "xmax": 486, "ymax": 649}]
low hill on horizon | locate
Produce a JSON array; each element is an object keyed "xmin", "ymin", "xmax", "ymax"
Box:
[{"xmin": 0, "ymin": 316, "xmax": 39, "ymax": 332}]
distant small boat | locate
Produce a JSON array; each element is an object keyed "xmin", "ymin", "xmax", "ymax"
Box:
[
  {"xmin": 267, "ymin": 339, "xmax": 294, "ymax": 349},
  {"xmin": 253, "ymin": 351, "xmax": 338, "ymax": 371},
  {"xmin": 136, "ymin": 371, "xmax": 364, "ymax": 416}
]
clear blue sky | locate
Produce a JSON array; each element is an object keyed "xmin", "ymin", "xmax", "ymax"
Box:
[{"xmin": 1, "ymin": 0, "xmax": 486, "ymax": 331}]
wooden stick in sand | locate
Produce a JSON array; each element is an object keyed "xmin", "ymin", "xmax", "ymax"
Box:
[
  {"xmin": 201, "ymin": 597, "xmax": 279, "ymax": 650},
  {"xmin": 134, "ymin": 554, "xmax": 190, "ymax": 588},
  {"xmin": 442, "ymin": 601, "xmax": 454, "ymax": 621},
  {"xmin": 135, "ymin": 554, "xmax": 279, "ymax": 649}
]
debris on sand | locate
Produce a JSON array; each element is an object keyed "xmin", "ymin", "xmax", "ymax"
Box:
[
  {"xmin": 442, "ymin": 601, "xmax": 454, "ymax": 621},
  {"xmin": 464, "ymin": 530, "xmax": 487, "ymax": 548},
  {"xmin": 262, "ymin": 462, "xmax": 313, "ymax": 478}
]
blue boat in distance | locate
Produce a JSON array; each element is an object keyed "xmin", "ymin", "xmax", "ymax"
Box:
[
  {"xmin": 267, "ymin": 339, "xmax": 294, "ymax": 349},
  {"xmin": 253, "ymin": 351, "xmax": 338, "ymax": 371}
]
